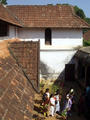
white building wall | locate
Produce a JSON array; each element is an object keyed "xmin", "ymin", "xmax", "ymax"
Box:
[
  {"xmin": 18, "ymin": 28, "xmax": 83, "ymax": 49},
  {"xmin": 52, "ymin": 29, "xmax": 82, "ymax": 47},
  {"xmin": 0, "ymin": 25, "xmax": 16, "ymax": 41},
  {"xmin": 0, "ymin": 26, "xmax": 83, "ymax": 81},
  {"xmin": 40, "ymin": 50, "xmax": 77, "ymax": 80},
  {"xmin": 18, "ymin": 27, "xmax": 83, "ymax": 81},
  {"xmin": 18, "ymin": 28, "xmax": 45, "ymax": 47}
]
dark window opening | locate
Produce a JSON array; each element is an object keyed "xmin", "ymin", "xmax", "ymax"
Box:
[
  {"xmin": 0, "ymin": 21, "xmax": 8, "ymax": 36},
  {"xmin": 45, "ymin": 28, "xmax": 51, "ymax": 45}
]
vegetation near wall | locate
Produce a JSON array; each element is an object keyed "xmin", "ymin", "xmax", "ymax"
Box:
[{"xmin": 83, "ymin": 39, "xmax": 90, "ymax": 46}]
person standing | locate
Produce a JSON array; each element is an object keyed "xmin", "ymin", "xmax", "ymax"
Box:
[
  {"xmin": 61, "ymin": 94, "xmax": 73, "ymax": 120},
  {"xmin": 54, "ymin": 89, "xmax": 61, "ymax": 114},
  {"xmin": 49, "ymin": 94, "xmax": 55, "ymax": 116},
  {"xmin": 42, "ymin": 88, "xmax": 50, "ymax": 117}
]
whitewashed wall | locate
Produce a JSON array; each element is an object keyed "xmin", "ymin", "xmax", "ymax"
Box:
[
  {"xmin": 0, "ymin": 27, "xmax": 83, "ymax": 81},
  {"xmin": 0, "ymin": 25, "xmax": 16, "ymax": 41},
  {"xmin": 52, "ymin": 29, "xmax": 82, "ymax": 47},
  {"xmin": 18, "ymin": 28, "xmax": 83, "ymax": 49},
  {"xmin": 18, "ymin": 28, "xmax": 83, "ymax": 81},
  {"xmin": 40, "ymin": 50, "xmax": 77, "ymax": 81}
]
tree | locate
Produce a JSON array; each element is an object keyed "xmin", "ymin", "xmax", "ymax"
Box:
[
  {"xmin": 74, "ymin": 6, "xmax": 86, "ymax": 19},
  {"xmin": 0, "ymin": 0, "xmax": 7, "ymax": 5},
  {"xmin": 85, "ymin": 17, "xmax": 90, "ymax": 24}
]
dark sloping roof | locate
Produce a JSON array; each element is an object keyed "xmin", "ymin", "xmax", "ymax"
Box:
[
  {"xmin": 0, "ymin": 40, "xmax": 37, "ymax": 120},
  {"xmin": 75, "ymin": 46, "xmax": 90, "ymax": 65},
  {"xmin": 83, "ymin": 30, "xmax": 90, "ymax": 41},
  {"xmin": 6, "ymin": 5, "xmax": 89, "ymax": 28},
  {"xmin": 0, "ymin": 4, "xmax": 22, "ymax": 26},
  {"xmin": 79, "ymin": 46, "xmax": 90, "ymax": 54}
]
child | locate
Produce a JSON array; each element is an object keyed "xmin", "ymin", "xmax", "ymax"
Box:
[{"xmin": 49, "ymin": 94, "xmax": 55, "ymax": 116}]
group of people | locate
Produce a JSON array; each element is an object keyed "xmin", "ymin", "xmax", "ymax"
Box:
[{"xmin": 41, "ymin": 88, "xmax": 74, "ymax": 120}]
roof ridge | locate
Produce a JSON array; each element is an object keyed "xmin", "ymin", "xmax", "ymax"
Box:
[
  {"xmin": 5, "ymin": 5, "xmax": 24, "ymax": 26},
  {"xmin": 74, "ymin": 15, "xmax": 90, "ymax": 28},
  {"xmin": 71, "ymin": 6, "xmax": 90, "ymax": 28},
  {"xmin": 4, "ymin": 4, "xmax": 90, "ymax": 28},
  {"xmin": 7, "ymin": 4, "xmax": 71, "ymax": 7},
  {"xmin": 0, "ymin": 4, "xmax": 22, "ymax": 26}
]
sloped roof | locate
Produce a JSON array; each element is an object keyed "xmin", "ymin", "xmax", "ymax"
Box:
[
  {"xmin": 0, "ymin": 4, "xmax": 22, "ymax": 26},
  {"xmin": 83, "ymin": 30, "xmax": 90, "ymax": 41},
  {"xmin": 5, "ymin": 5, "xmax": 89, "ymax": 28},
  {"xmin": 75, "ymin": 46, "xmax": 90, "ymax": 65},
  {"xmin": 79, "ymin": 46, "xmax": 90, "ymax": 54},
  {"xmin": 0, "ymin": 40, "xmax": 37, "ymax": 120}
]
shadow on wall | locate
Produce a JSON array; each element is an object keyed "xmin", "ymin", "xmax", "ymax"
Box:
[
  {"xmin": 40, "ymin": 55, "xmax": 77, "ymax": 83},
  {"xmin": 40, "ymin": 55, "xmax": 76, "ymax": 83},
  {"xmin": 54, "ymin": 55, "xmax": 77, "ymax": 86},
  {"xmin": 40, "ymin": 60, "xmax": 51, "ymax": 80}
]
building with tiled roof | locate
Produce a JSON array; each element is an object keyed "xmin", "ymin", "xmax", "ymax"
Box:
[
  {"xmin": 75, "ymin": 46, "xmax": 90, "ymax": 87},
  {"xmin": 0, "ymin": 39, "xmax": 39, "ymax": 120},
  {"xmin": 7, "ymin": 5, "xmax": 89, "ymax": 28},
  {"xmin": 83, "ymin": 30, "xmax": 90, "ymax": 41},
  {"xmin": 0, "ymin": 4, "xmax": 21, "ymax": 27},
  {"xmin": 0, "ymin": 4, "xmax": 90, "ymax": 82}
]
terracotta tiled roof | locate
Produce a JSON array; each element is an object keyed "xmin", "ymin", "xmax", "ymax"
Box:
[
  {"xmin": 7, "ymin": 5, "xmax": 89, "ymax": 28},
  {"xmin": 83, "ymin": 30, "xmax": 90, "ymax": 41},
  {"xmin": 0, "ymin": 40, "xmax": 39, "ymax": 120},
  {"xmin": 0, "ymin": 4, "xmax": 22, "ymax": 26}
]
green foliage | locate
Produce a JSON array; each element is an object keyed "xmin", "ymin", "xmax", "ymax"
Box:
[
  {"xmin": 51, "ymin": 84, "xmax": 59, "ymax": 93},
  {"xmin": 0, "ymin": 0, "xmax": 7, "ymax": 5},
  {"xmin": 85, "ymin": 17, "xmax": 90, "ymax": 24},
  {"xmin": 83, "ymin": 40, "xmax": 90, "ymax": 46},
  {"xmin": 74, "ymin": 6, "xmax": 86, "ymax": 19}
]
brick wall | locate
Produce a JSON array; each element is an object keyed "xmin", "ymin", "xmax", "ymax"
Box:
[
  {"xmin": 9, "ymin": 41, "xmax": 40, "ymax": 90},
  {"xmin": 0, "ymin": 40, "xmax": 40, "ymax": 120}
]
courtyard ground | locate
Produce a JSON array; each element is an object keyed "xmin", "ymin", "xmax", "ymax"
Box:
[{"xmin": 32, "ymin": 81, "xmax": 86, "ymax": 120}]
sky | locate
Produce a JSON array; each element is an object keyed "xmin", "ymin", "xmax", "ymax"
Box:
[{"xmin": 7, "ymin": 0, "xmax": 90, "ymax": 18}]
